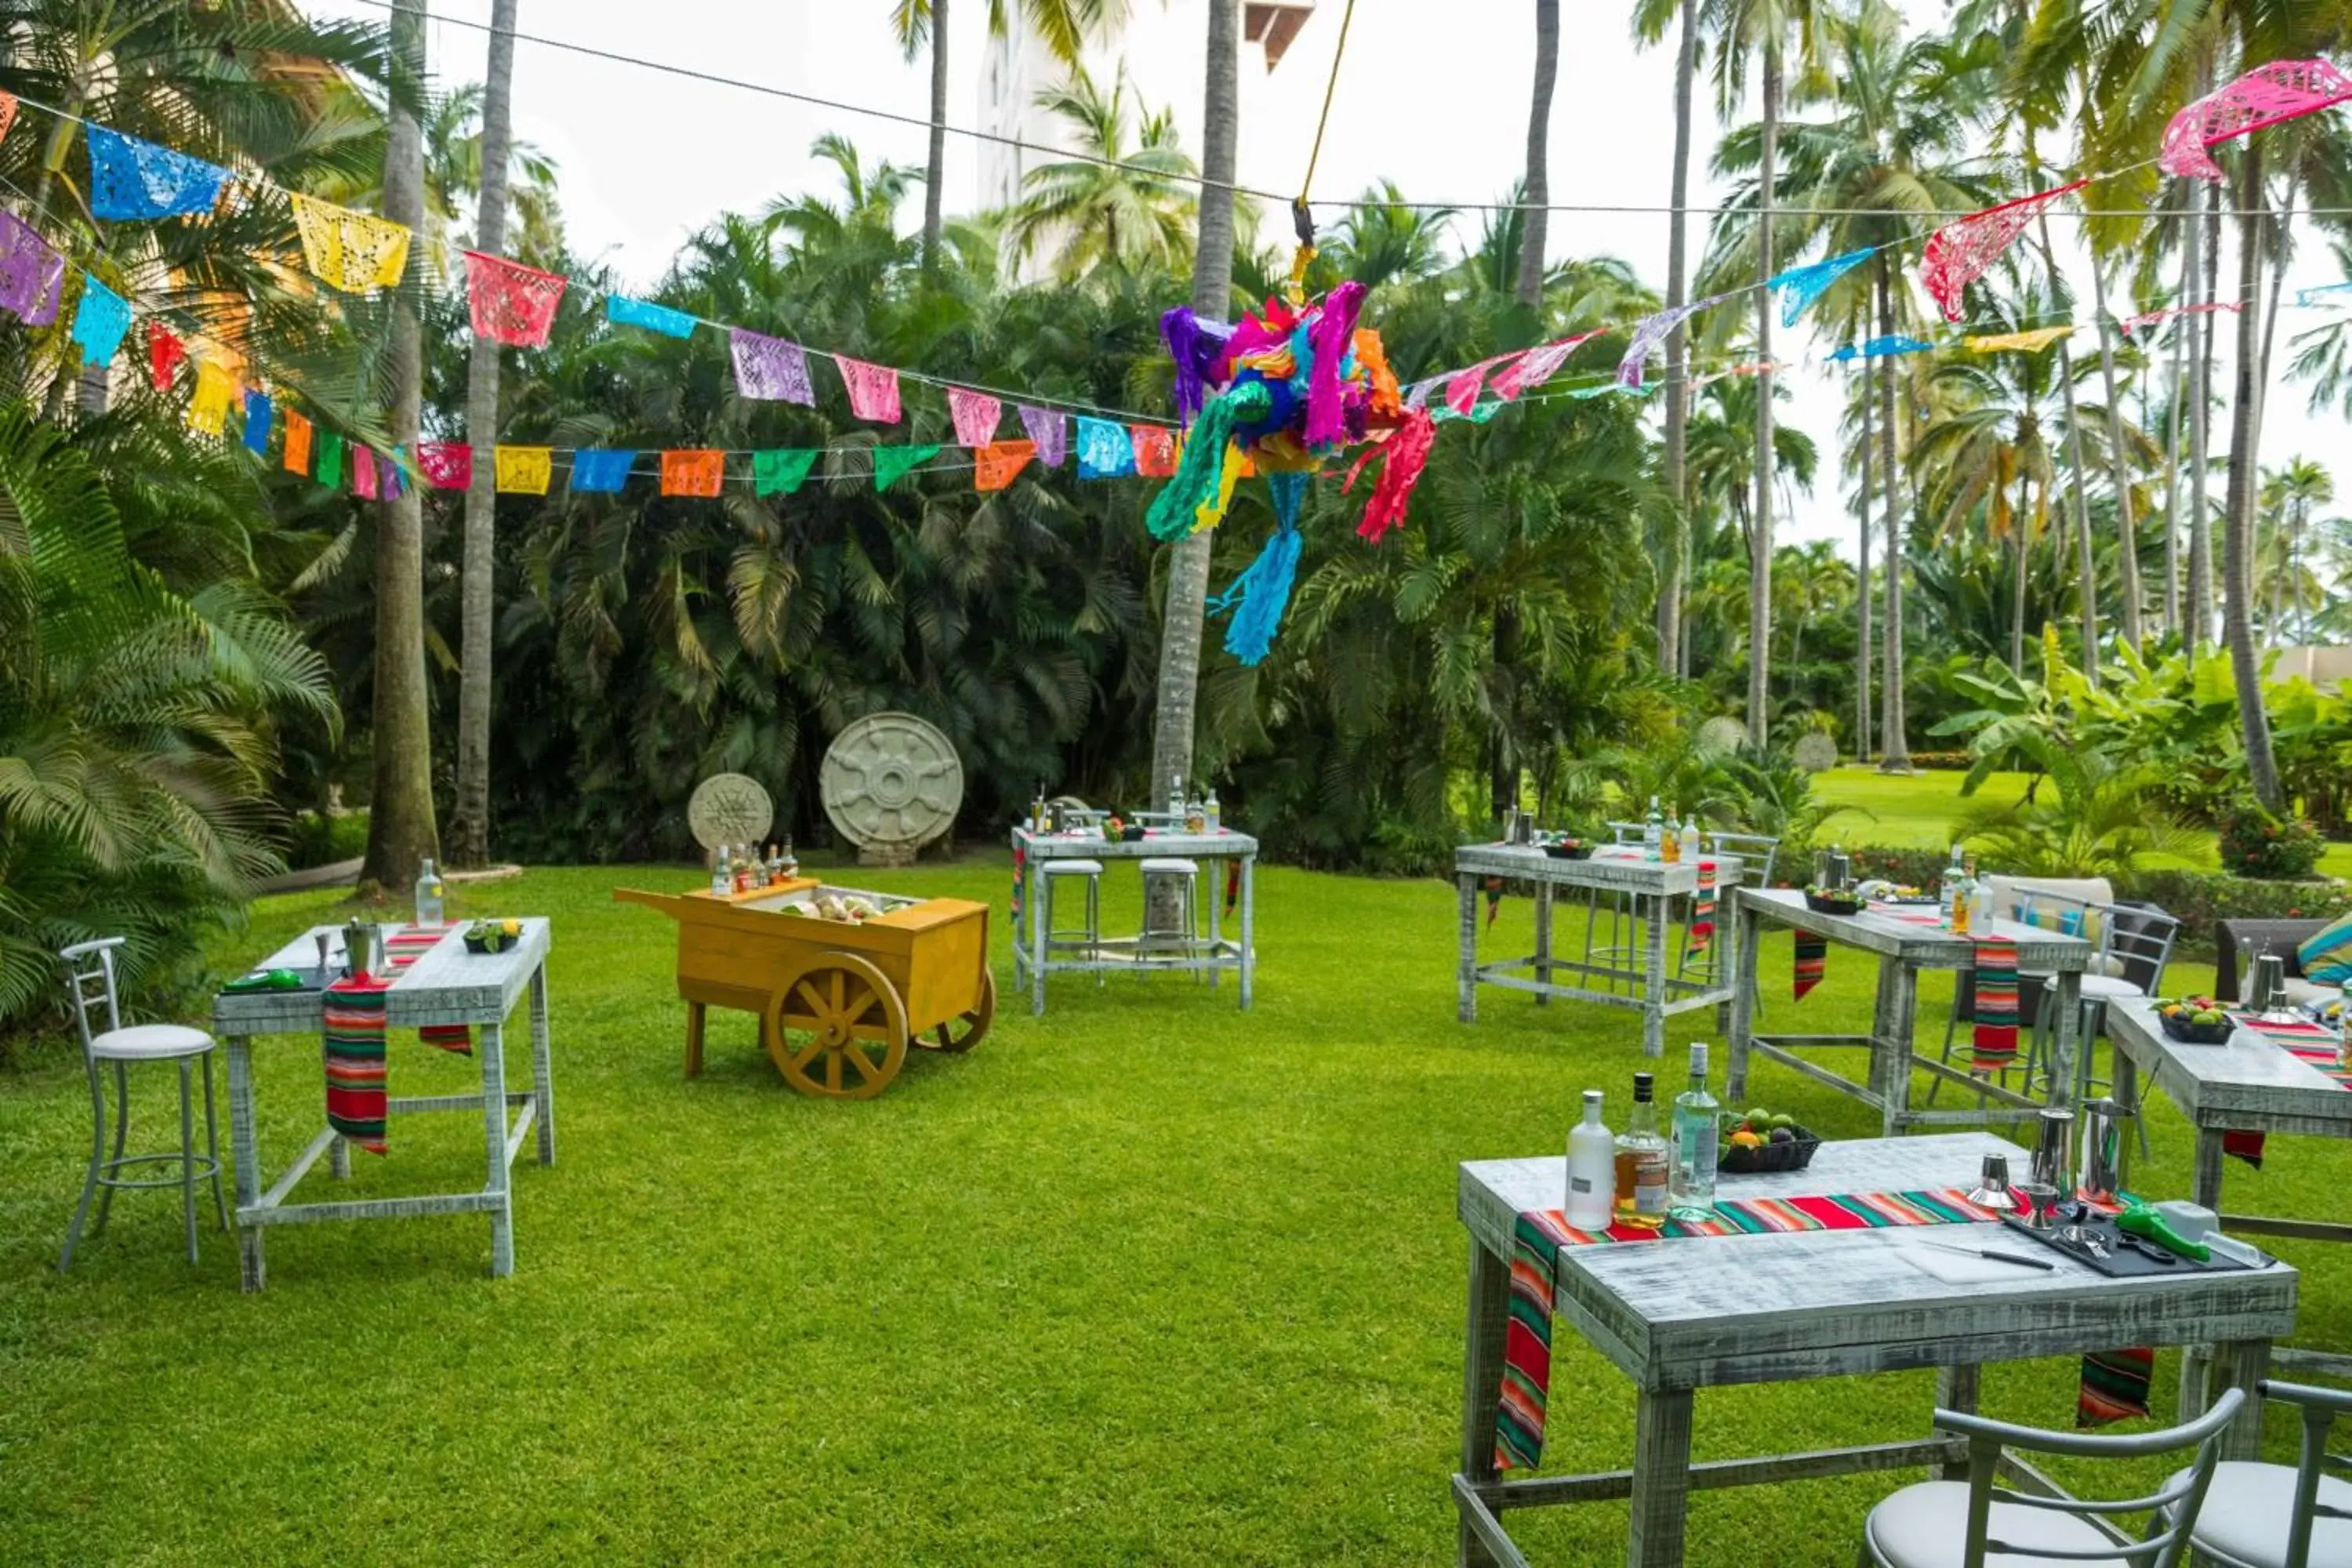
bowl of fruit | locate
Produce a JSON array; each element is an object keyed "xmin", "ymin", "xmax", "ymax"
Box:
[
  {"xmin": 463, "ymin": 918, "xmax": 523, "ymax": 954},
  {"xmin": 2153, "ymin": 996, "xmax": 2238, "ymax": 1044},
  {"xmin": 1542, "ymin": 837, "xmax": 1597, "ymax": 860},
  {"xmin": 1717, "ymin": 1107, "xmax": 1820, "ymax": 1174},
  {"xmin": 1802, "ymin": 886, "xmax": 1867, "ymax": 916}
]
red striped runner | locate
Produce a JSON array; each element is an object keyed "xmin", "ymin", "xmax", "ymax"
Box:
[
  {"xmin": 2220, "ymin": 1010, "xmax": 2349, "ymax": 1167},
  {"xmin": 322, "ymin": 925, "xmax": 472, "ymax": 1156}
]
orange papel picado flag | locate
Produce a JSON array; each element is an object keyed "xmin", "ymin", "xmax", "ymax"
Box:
[
  {"xmin": 974, "ymin": 439, "xmax": 1036, "ymax": 492},
  {"xmin": 283, "ymin": 410, "xmax": 313, "ymax": 475},
  {"xmin": 659, "ymin": 449, "xmax": 724, "ymax": 497}
]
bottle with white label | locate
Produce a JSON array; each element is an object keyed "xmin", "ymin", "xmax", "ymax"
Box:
[
  {"xmin": 1661, "ymin": 803, "xmax": 1682, "ymax": 864},
  {"xmin": 414, "ymin": 857, "xmax": 445, "ymax": 927},
  {"xmin": 1642, "ymin": 795, "xmax": 1664, "ymax": 862},
  {"xmin": 1679, "ymin": 813, "xmax": 1702, "ymax": 865},
  {"xmin": 1565, "ymin": 1090, "xmax": 1615, "ymax": 1231},
  {"xmin": 1938, "ymin": 842, "xmax": 1965, "ymax": 926},
  {"xmin": 1613, "ymin": 1072, "xmax": 1671, "ymax": 1230}
]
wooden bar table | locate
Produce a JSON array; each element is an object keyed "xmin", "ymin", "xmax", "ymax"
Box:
[
  {"xmin": 2106, "ymin": 996, "xmax": 2352, "ymax": 1381},
  {"xmin": 1450, "ymin": 1132, "xmax": 2296, "ymax": 1568},
  {"xmin": 1010, "ymin": 824, "xmax": 1256, "ymax": 1015},
  {"xmin": 1454, "ymin": 844, "xmax": 1744, "ymax": 1058},
  {"xmin": 1723, "ymin": 887, "xmax": 2092, "ymax": 1138},
  {"xmin": 211, "ymin": 920, "xmax": 554, "ymax": 1291}
]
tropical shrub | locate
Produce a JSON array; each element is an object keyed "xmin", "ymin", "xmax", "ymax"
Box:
[
  {"xmin": 1950, "ymin": 732, "xmax": 2196, "ymax": 881},
  {"xmin": 2215, "ymin": 800, "xmax": 2325, "ymax": 881},
  {"xmin": 0, "ymin": 405, "xmax": 334, "ymax": 1034}
]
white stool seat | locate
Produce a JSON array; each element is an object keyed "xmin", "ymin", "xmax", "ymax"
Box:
[
  {"xmin": 1138, "ymin": 858, "xmax": 1199, "ymax": 877},
  {"xmin": 1043, "ymin": 858, "xmax": 1105, "ymax": 877},
  {"xmin": 89, "ymin": 1023, "xmax": 216, "ymax": 1062},
  {"xmin": 1866, "ymin": 1481, "xmax": 2132, "ymax": 1566},
  {"xmin": 2167, "ymin": 1460, "xmax": 2352, "ymax": 1567}
]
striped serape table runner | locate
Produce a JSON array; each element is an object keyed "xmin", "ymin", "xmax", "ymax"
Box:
[
  {"xmin": 2220, "ymin": 1010, "xmax": 2350, "ymax": 1168},
  {"xmin": 324, "ymin": 925, "xmax": 473, "ymax": 1155}
]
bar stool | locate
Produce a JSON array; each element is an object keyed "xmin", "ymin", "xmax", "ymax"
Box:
[
  {"xmin": 1041, "ymin": 858, "xmax": 1105, "ymax": 979},
  {"xmin": 56, "ymin": 937, "xmax": 228, "ymax": 1270},
  {"xmin": 1138, "ymin": 858, "xmax": 1200, "ymax": 969}
]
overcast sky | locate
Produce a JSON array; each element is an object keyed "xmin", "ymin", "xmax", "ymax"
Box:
[{"xmin": 307, "ymin": 0, "xmax": 2350, "ymax": 560}]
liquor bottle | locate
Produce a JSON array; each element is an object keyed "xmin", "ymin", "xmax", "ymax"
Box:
[
  {"xmin": 1642, "ymin": 796, "xmax": 1664, "ymax": 862},
  {"xmin": 1203, "ymin": 788, "xmax": 1221, "ymax": 832},
  {"xmin": 1669, "ymin": 1043, "xmax": 1720, "ymax": 1215},
  {"xmin": 1678, "ymin": 812, "xmax": 1702, "ymax": 865},
  {"xmin": 1564, "ymin": 1090, "xmax": 1615, "ymax": 1231},
  {"xmin": 780, "ymin": 835, "xmax": 799, "ymax": 879},
  {"xmin": 733, "ymin": 844, "xmax": 754, "ymax": 895},
  {"xmin": 414, "ymin": 857, "xmax": 446, "ymax": 927},
  {"xmin": 764, "ymin": 843, "xmax": 782, "ymax": 886},
  {"xmin": 1168, "ymin": 774, "xmax": 1185, "ymax": 822},
  {"xmin": 1612, "ymin": 1072, "xmax": 1671, "ymax": 1231},
  {"xmin": 1969, "ymin": 870, "xmax": 1994, "ymax": 932},
  {"xmin": 1938, "ymin": 843, "xmax": 1965, "ymax": 926},
  {"xmin": 710, "ymin": 846, "xmax": 731, "ymax": 898},
  {"xmin": 1661, "ymin": 803, "xmax": 1682, "ymax": 864},
  {"xmin": 1951, "ymin": 861, "xmax": 1975, "ymax": 935}
]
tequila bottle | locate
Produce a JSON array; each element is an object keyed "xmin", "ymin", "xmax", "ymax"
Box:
[
  {"xmin": 1613, "ymin": 1072, "xmax": 1671, "ymax": 1231},
  {"xmin": 1669, "ymin": 1043, "xmax": 1720, "ymax": 1217},
  {"xmin": 1661, "ymin": 804, "xmax": 1682, "ymax": 865},
  {"xmin": 1642, "ymin": 796, "xmax": 1664, "ymax": 862},
  {"xmin": 414, "ymin": 857, "xmax": 445, "ymax": 928}
]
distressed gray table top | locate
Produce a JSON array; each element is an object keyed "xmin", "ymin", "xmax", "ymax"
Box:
[
  {"xmin": 212, "ymin": 920, "xmax": 552, "ymax": 1034},
  {"xmin": 1461, "ymin": 1133, "xmax": 2298, "ymax": 1389},
  {"xmin": 1736, "ymin": 887, "xmax": 2094, "ymax": 972},
  {"xmin": 1012, "ymin": 825, "xmax": 1258, "ymax": 858},
  {"xmin": 2107, "ymin": 1000, "xmax": 2352, "ymax": 1134},
  {"xmin": 1454, "ymin": 842, "xmax": 1746, "ymax": 896}
]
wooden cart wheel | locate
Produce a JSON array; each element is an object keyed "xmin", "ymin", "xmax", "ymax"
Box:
[
  {"xmin": 765, "ymin": 952, "xmax": 908, "ymax": 1099},
  {"xmin": 922, "ymin": 968, "xmax": 996, "ymax": 1054}
]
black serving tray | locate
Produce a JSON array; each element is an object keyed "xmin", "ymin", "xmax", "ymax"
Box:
[{"xmin": 1997, "ymin": 1211, "xmax": 2270, "ymax": 1277}]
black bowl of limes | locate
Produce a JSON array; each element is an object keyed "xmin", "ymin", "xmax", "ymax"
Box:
[
  {"xmin": 1717, "ymin": 1109, "xmax": 1820, "ymax": 1174},
  {"xmin": 1542, "ymin": 839, "xmax": 1597, "ymax": 860},
  {"xmin": 463, "ymin": 919, "xmax": 523, "ymax": 954},
  {"xmin": 1802, "ymin": 887, "xmax": 1867, "ymax": 916},
  {"xmin": 2154, "ymin": 997, "xmax": 2237, "ymax": 1044}
]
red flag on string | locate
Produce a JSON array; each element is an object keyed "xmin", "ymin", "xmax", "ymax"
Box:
[
  {"xmin": 353, "ymin": 445, "xmax": 379, "ymax": 499},
  {"xmin": 416, "ymin": 441, "xmax": 473, "ymax": 490},
  {"xmin": 147, "ymin": 322, "xmax": 185, "ymax": 390},
  {"xmin": 1130, "ymin": 425, "xmax": 1178, "ymax": 477},
  {"xmin": 463, "ymin": 250, "xmax": 567, "ymax": 347},
  {"xmin": 1919, "ymin": 182, "xmax": 2087, "ymax": 322},
  {"xmin": 2161, "ymin": 59, "xmax": 2352, "ymax": 180}
]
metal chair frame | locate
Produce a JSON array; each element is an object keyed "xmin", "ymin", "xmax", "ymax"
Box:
[
  {"xmin": 1859, "ymin": 1386, "xmax": 2243, "ymax": 1568},
  {"xmin": 56, "ymin": 937, "xmax": 228, "ymax": 1271},
  {"xmin": 2177, "ymin": 1377, "xmax": 2351, "ymax": 1568}
]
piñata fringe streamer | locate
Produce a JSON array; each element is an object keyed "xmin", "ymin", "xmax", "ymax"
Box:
[
  {"xmin": 1209, "ymin": 471, "xmax": 1308, "ymax": 666},
  {"xmin": 1302, "ymin": 281, "xmax": 1366, "ymax": 445},
  {"xmin": 1144, "ymin": 383, "xmax": 1267, "ymax": 540},
  {"xmin": 1347, "ymin": 408, "xmax": 1436, "ymax": 543},
  {"xmin": 1160, "ymin": 307, "xmax": 1232, "ymax": 426}
]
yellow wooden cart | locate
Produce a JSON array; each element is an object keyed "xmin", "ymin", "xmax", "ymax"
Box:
[{"xmin": 615, "ymin": 879, "xmax": 994, "ymax": 1098}]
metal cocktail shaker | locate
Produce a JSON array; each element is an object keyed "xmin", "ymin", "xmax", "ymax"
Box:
[
  {"xmin": 2029, "ymin": 1105, "xmax": 2075, "ymax": 1192},
  {"xmin": 2077, "ymin": 1098, "xmax": 2132, "ymax": 1203},
  {"xmin": 2252, "ymin": 951, "xmax": 2289, "ymax": 1015},
  {"xmin": 341, "ymin": 919, "xmax": 386, "ymax": 980}
]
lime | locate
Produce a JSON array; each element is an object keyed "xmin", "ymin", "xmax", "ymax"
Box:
[{"xmin": 1768, "ymin": 1113, "xmax": 1796, "ymax": 1131}]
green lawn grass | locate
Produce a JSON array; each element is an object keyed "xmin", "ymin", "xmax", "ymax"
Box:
[
  {"xmin": 1814, "ymin": 765, "xmax": 2352, "ymax": 878},
  {"xmin": 1, "ymin": 858, "xmax": 2344, "ymax": 1563}
]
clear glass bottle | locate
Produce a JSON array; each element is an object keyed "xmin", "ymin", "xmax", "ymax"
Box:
[
  {"xmin": 1613, "ymin": 1071, "xmax": 1671, "ymax": 1230},
  {"xmin": 733, "ymin": 844, "xmax": 754, "ymax": 895},
  {"xmin": 1951, "ymin": 860, "xmax": 1976, "ymax": 935},
  {"xmin": 710, "ymin": 845, "xmax": 731, "ymax": 898},
  {"xmin": 1661, "ymin": 803, "xmax": 1682, "ymax": 864},
  {"xmin": 1565, "ymin": 1089, "xmax": 1615, "ymax": 1232},
  {"xmin": 414, "ymin": 857, "xmax": 445, "ymax": 927},
  {"xmin": 1679, "ymin": 812, "xmax": 1702, "ymax": 865},
  {"xmin": 1938, "ymin": 842, "xmax": 1965, "ymax": 926},
  {"xmin": 1642, "ymin": 795, "xmax": 1664, "ymax": 862},
  {"xmin": 1203, "ymin": 788, "xmax": 1221, "ymax": 832},
  {"xmin": 1168, "ymin": 774, "xmax": 1185, "ymax": 822},
  {"xmin": 764, "ymin": 842, "xmax": 782, "ymax": 886},
  {"xmin": 1669, "ymin": 1043, "xmax": 1720, "ymax": 1216},
  {"xmin": 781, "ymin": 835, "xmax": 799, "ymax": 879}
]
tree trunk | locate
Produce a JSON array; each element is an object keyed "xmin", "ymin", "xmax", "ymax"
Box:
[
  {"xmin": 2188, "ymin": 180, "xmax": 2219, "ymax": 653},
  {"xmin": 922, "ymin": 0, "xmax": 949, "ymax": 270},
  {"xmin": 2222, "ymin": 142, "xmax": 2282, "ymax": 811},
  {"xmin": 2163, "ymin": 209, "xmax": 2187, "ymax": 642},
  {"xmin": 1514, "ymin": 0, "xmax": 1557, "ymax": 310},
  {"xmin": 1856, "ymin": 367, "xmax": 1872, "ymax": 763},
  {"xmin": 1746, "ymin": 42, "xmax": 1780, "ymax": 749},
  {"xmin": 446, "ymin": 0, "xmax": 518, "ymax": 869},
  {"xmin": 2088, "ymin": 254, "xmax": 2144, "ymax": 653},
  {"xmin": 362, "ymin": 0, "xmax": 441, "ymax": 891},
  {"xmin": 2252, "ymin": 180, "xmax": 2291, "ymax": 456},
  {"xmin": 1655, "ymin": 0, "xmax": 1697, "ymax": 675},
  {"xmin": 1877, "ymin": 261, "xmax": 1910, "ymax": 771},
  {"xmin": 2012, "ymin": 480, "xmax": 2030, "ymax": 682},
  {"xmin": 1149, "ymin": 0, "xmax": 1236, "ymax": 860},
  {"xmin": 2032, "ymin": 204, "xmax": 2099, "ymax": 682}
]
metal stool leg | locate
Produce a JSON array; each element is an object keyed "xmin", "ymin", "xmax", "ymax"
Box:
[
  {"xmin": 93, "ymin": 1059, "xmax": 129, "ymax": 1236},
  {"xmin": 58, "ymin": 1055, "xmax": 108, "ymax": 1272},
  {"xmin": 179, "ymin": 1058, "xmax": 198, "ymax": 1265},
  {"xmin": 203, "ymin": 1051, "xmax": 229, "ymax": 1230},
  {"xmin": 1926, "ymin": 979, "xmax": 1965, "ymax": 1107},
  {"xmin": 1088, "ymin": 876, "xmax": 1103, "ymax": 983}
]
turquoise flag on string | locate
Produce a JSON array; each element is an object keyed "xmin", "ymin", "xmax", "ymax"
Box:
[
  {"xmin": 1829, "ymin": 335, "xmax": 1933, "ymax": 362},
  {"xmin": 1767, "ymin": 249, "xmax": 1871, "ymax": 328},
  {"xmin": 605, "ymin": 295, "xmax": 697, "ymax": 338},
  {"xmin": 68, "ymin": 276, "xmax": 131, "ymax": 365}
]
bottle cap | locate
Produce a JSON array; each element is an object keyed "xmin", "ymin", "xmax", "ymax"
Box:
[
  {"xmin": 1582, "ymin": 1088, "xmax": 1603, "ymax": 1109},
  {"xmin": 1688, "ymin": 1041, "xmax": 1708, "ymax": 1075},
  {"xmin": 1632, "ymin": 1071, "xmax": 1654, "ymax": 1102}
]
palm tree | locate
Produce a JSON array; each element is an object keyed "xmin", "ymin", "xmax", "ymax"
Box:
[
  {"xmin": 2256, "ymin": 458, "xmax": 2333, "ymax": 642},
  {"xmin": 1150, "ymin": 0, "xmax": 1236, "ymax": 844},
  {"xmin": 1004, "ymin": 66, "xmax": 1197, "ymax": 278},
  {"xmin": 890, "ymin": 0, "xmax": 1125, "ymax": 270},
  {"xmin": 448, "ymin": 0, "xmax": 517, "ymax": 869},
  {"xmin": 1517, "ymin": 1, "xmax": 1561, "ymax": 310},
  {"xmin": 1632, "ymin": 0, "xmax": 1704, "ymax": 674},
  {"xmin": 1684, "ymin": 371, "xmax": 1819, "ymax": 712},
  {"xmin": 362, "ymin": 0, "xmax": 437, "ymax": 891}
]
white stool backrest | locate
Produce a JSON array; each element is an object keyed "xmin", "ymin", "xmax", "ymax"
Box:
[
  {"xmin": 57, "ymin": 936, "xmax": 125, "ymax": 1051},
  {"xmin": 2259, "ymin": 1378, "xmax": 2352, "ymax": 1568}
]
